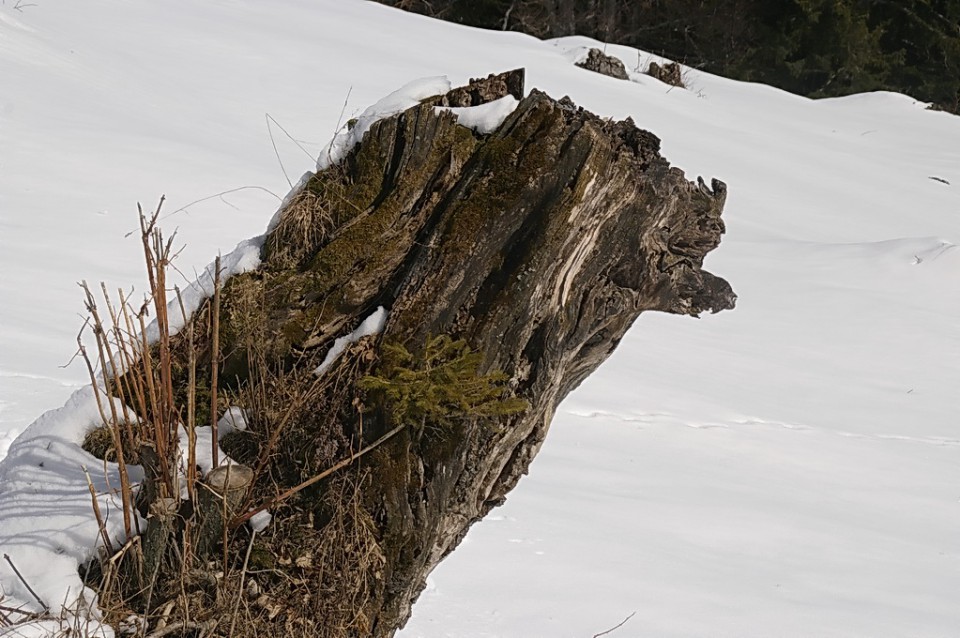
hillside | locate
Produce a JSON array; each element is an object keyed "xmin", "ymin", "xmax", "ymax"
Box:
[{"xmin": 1, "ymin": 1, "xmax": 958, "ymax": 636}]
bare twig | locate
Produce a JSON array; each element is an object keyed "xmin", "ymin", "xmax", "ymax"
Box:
[
  {"xmin": 126, "ymin": 186, "xmax": 282, "ymax": 232},
  {"xmin": 91, "ymin": 287, "xmax": 133, "ymax": 537},
  {"xmin": 82, "ymin": 466, "xmax": 114, "ymax": 555},
  {"xmin": 227, "ymin": 530, "xmax": 257, "ymax": 638},
  {"xmin": 100, "ymin": 283, "xmax": 134, "ymax": 429},
  {"xmin": 119, "ymin": 291, "xmax": 150, "ymax": 463},
  {"xmin": 176, "ymin": 288, "xmax": 197, "ymax": 505},
  {"xmin": 136, "ymin": 308, "xmax": 170, "ymax": 488},
  {"xmin": 320, "ymin": 87, "xmax": 354, "ymax": 166},
  {"xmin": 107, "ymin": 537, "xmax": 139, "ymax": 566},
  {"xmin": 209, "ymin": 255, "xmax": 221, "ymax": 468},
  {"xmin": 233, "ymin": 422, "xmax": 406, "ymax": 528},
  {"xmin": 592, "ymin": 611, "xmax": 637, "ymax": 638},
  {"xmin": 3, "ymin": 555, "xmax": 49, "ymax": 613},
  {"xmin": 76, "ymin": 306, "xmax": 133, "ymax": 538},
  {"xmin": 266, "ymin": 113, "xmax": 293, "ymax": 188},
  {"xmin": 144, "ymin": 619, "xmax": 217, "ymax": 638},
  {"xmin": 0, "ymin": 602, "xmax": 41, "ymax": 621}
]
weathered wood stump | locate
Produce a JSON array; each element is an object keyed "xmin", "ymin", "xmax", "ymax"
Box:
[
  {"xmin": 196, "ymin": 464, "xmax": 253, "ymax": 556},
  {"xmin": 177, "ymin": 69, "xmax": 734, "ymax": 636}
]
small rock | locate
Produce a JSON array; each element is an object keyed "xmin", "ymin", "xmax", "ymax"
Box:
[
  {"xmin": 575, "ymin": 48, "xmax": 629, "ymax": 80},
  {"xmin": 647, "ymin": 61, "xmax": 684, "ymax": 88}
]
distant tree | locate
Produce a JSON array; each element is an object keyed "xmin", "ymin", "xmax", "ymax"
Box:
[
  {"xmin": 733, "ymin": 0, "xmax": 895, "ymax": 96},
  {"xmin": 374, "ymin": 0, "xmax": 960, "ymax": 111},
  {"xmin": 868, "ymin": 0, "xmax": 960, "ymax": 111}
]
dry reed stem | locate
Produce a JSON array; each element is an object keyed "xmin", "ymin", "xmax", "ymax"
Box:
[
  {"xmin": 136, "ymin": 309, "xmax": 171, "ymax": 491},
  {"xmin": 116, "ymin": 290, "xmax": 150, "ymax": 454},
  {"xmin": 81, "ymin": 465, "xmax": 114, "ymax": 555},
  {"xmin": 76, "ymin": 304, "xmax": 133, "ymax": 539},
  {"xmin": 210, "ymin": 255, "xmax": 221, "ymax": 469},
  {"xmin": 176, "ymin": 288, "xmax": 198, "ymax": 505},
  {"xmin": 2, "ymin": 555, "xmax": 48, "ymax": 613},
  {"xmin": 94, "ymin": 311, "xmax": 134, "ymax": 536},
  {"xmin": 119, "ymin": 296, "xmax": 149, "ymax": 437},
  {"xmin": 227, "ymin": 530, "xmax": 257, "ymax": 638},
  {"xmin": 84, "ymin": 197, "xmax": 366, "ymax": 635},
  {"xmin": 100, "ymin": 283, "xmax": 135, "ymax": 439},
  {"xmin": 98, "ymin": 537, "xmax": 141, "ymax": 607},
  {"xmin": 222, "ymin": 463, "xmax": 232, "ymax": 574},
  {"xmin": 78, "ymin": 198, "xmax": 243, "ymax": 636},
  {"xmin": 153, "ymin": 231, "xmax": 175, "ymax": 464}
]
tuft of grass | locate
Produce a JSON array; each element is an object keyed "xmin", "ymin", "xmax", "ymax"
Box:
[{"xmin": 264, "ymin": 187, "xmax": 337, "ymax": 268}]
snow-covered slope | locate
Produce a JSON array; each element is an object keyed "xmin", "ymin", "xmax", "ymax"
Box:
[{"xmin": 1, "ymin": 1, "xmax": 957, "ymax": 636}]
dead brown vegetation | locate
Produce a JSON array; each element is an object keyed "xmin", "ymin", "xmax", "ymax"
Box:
[{"xmin": 73, "ymin": 200, "xmax": 403, "ymax": 637}]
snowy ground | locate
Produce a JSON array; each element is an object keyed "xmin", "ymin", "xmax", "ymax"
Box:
[{"xmin": 1, "ymin": 1, "xmax": 958, "ymax": 636}]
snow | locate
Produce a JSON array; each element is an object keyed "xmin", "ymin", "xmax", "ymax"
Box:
[
  {"xmin": 1, "ymin": 2, "xmax": 958, "ymax": 637},
  {"xmin": 248, "ymin": 510, "xmax": 272, "ymax": 534},
  {"xmin": 316, "ymin": 76, "xmax": 452, "ymax": 172},
  {"xmin": 436, "ymin": 95, "xmax": 520, "ymax": 134},
  {"xmin": 147, "ymin": 236, "xmax": 264, "ymax": 342},
  {"xmin": 176, "ymin": 422, "xmax": 231, "ymax": 481},
  {"xmin": 314, "ymin": 306, "xmax": 389, "ymax": 376},
  {"xmin": 0, "ymin": 385, "xmax": 239, "ymax": 634},
  {"xmin": 0, "ymin": 389, "xmax": 131, "ymax": 637},
  {"xmin": 216, "ymin": 406, "xmax": 249, "ymax": 439}
]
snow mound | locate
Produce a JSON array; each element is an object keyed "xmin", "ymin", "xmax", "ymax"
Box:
[
  {"xmin": 436, "ymin": 95, "xmax": 519, "ymax": 134},
  {"xmin": 316, "ymin": 75, "xmax": 452, "ymax": 172}
]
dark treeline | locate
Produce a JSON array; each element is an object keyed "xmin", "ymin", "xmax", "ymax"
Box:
[{"xmin": 377, "ymin": 0, "xmax": 960, "ymax": 112}]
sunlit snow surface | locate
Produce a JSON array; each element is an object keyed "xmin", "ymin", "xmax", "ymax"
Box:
[{"xmin": 1, "ymin": 2, "xmax": 958, "ymax": 636}]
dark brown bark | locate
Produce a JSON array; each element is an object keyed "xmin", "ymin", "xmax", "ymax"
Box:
[{"xmin": 208, "ymin": 69, "xmax": 733, "ymax": 636}]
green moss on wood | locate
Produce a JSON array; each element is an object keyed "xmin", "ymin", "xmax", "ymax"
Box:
[{"xmin": 251, "ymin": 107, "xmax": 480, "ymax": 359}]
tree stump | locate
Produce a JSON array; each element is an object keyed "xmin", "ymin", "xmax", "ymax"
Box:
[
  {"xmin": 195, "ymin": 464, "xmax": 253, "ymax": 557},
  {"xmin": 163, "ymin": 69, "xmax": 734, "ymax": 636}
]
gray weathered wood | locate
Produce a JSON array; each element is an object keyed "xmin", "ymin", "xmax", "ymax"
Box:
[{"xmin": 196, "ymin": 464, "xmax": 253, "ymax": 557}]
